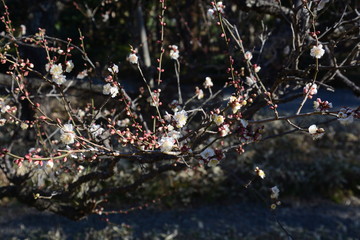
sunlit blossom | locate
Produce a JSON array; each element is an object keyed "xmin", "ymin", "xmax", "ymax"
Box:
[
  {"xmin": 158, "ymin": 136, "xmax": 175, "ymax": 152},
  {"xmin": 213, "ymin": 114, "xmax": 224, "ymax": 126},
  {"xmin": 50, "ymin": 63, "xmax": 63, "ymax": 76},
  {"xmin": 90, "ymin": 124, "xmax": 105, "ymax": 138},
  {"xmin": 60, "ymin": 124, "xmax": 76, "ymax": 145},
  {"xmin": 173, "ymin": 110, "xmax": 188, "ymax": 128},
  {"xmin": 308, "ymin": 124, "xmax": 325, "ymax": 139},
  {"xmin": 103, "ymin": 83, "xmax": 119, "ymax": 98},
  {"xmin": 169, "ymin": 45, "xmax": 179, "ymax": 60},
  {"xmin": 244, "ymin": 51, "xmax": 253, "ymax": 61},
  {"xmin": 203, "ymin": 77, "xmax": 213, "ymax": 89},
  {"xmin": 128, "ymin": 53, "xmax": 138, "ymax": 64},
  {"xmin": 108, "ymin": 64, "xmax": 119, "ymax": 74},
  {"xmin": 65, "ymin": 60, "xmax": 74, "ymax": 73},
  {"xmin": 310, "ymin": 44, "xmax": 325, "ymax": 59}
]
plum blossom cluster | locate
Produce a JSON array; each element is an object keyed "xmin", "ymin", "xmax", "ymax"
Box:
[
  {"xmin": 303, "ymin": 83, "xmax": 318, "ymax": 98},
  {"xmin": 207, "ymin": 1, "xmax": 225, "ymax": 19},
  {"xmin": 45, "ymin": 60, "xmax": 74, "ymax": 85},
  {"xmin": 199, "ymin": 148, "xmax": 225, "ymax": 167},
  {"xmin": 308, "ymin": 124, "xmax": 325, "ymax": 140},
  {"xmin": 313, "ymin": 98, "xmax": 332, "ymax": 112},
  {"xmin": 169, "ymin": 45, "xmax": 179, "ymax": 60},
  {"xmin": 337, "ymin": 107, "xmax": 358, "ymax": 124}
]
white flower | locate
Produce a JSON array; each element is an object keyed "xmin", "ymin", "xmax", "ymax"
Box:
[
  {"xmin": 45, "ymin": 63, "xmax": 51, "ymax": 72},
  {"xmin": 303, "ymin": 83, "xmax": 318, "ymax": 96},
  {"xmin": 203, "ymin": 77, "xmax": 213, "ymax": 88},
  {"xmin": 20, "ymin": 122, "xmax": 29, "ymax": 130},
  {"xmin": 200, "ymin": 148, "xmax": 215, "ymax": 159},
  {"xmin": 77, "ymin": 70, "xmax": 88, "ymax": 79},
  {"xmin": 50, "ymin": 63, "xmax": 63, "ymax": 76},
  {"xmin": 196, "ymin": 87, "xmax": 204, "ymax": 99},
  {"xmin": 337, "ymin": 108, "xmax": 354, "ymax": 124},
  {"xmin": 255, "ymin": 167, "xmax": 266, "ymax": 179},
  {"xmin": 245, "ymin": 76, "xmax": 255, "ymax": 86},
  {"xmin": 159, "ymin": 136, "xmax": 175, "ymax": 152},
  {"xmin": 310, "ymin": 44, "xmax": 325, "ymax": 59},
  {"xmin": 270, "ymin": 186, "xmax": 280, "ymax": 199},
  {"xmin": 229, "ymin": 96, "xmax": 241, "ymax": 113},
  {"xmin": 215, "ymin": 1, "xmax": 225, "ymax": 13},
  {"xmin": 78, "ymin": 165, "xmax": 85, "ymax": 173},
  {"xmin": 213, "ymin": 114, "xmax": 224, "ymax": 126},
  {"xmin": 207, "ymin": 8, "xmax": 215, "ymax": 19},
  {"xmin": 46, "ymin": 160, "xmax": 54, "ymax": 169},
  {"xmin": 128, "ymin": 53, "xmax": 138, "ymax": 64},
  {"xmin": 60, "ymin": 124, "xmax": 76, "ymax": 145},
  {"xmin": 167, "ymin": 130, "xmax": 181, "ymax": 140},
  {"xmin": 220, "ymin": 124, "xmax": 230, "ymax": 137},
  {"xmin": 173, "ymin": 110, "xmax": 188, "ymax": 128},
  {"xmin": 164, "ymin": 111, "xmax": 172, "ymax": 122},
  {"xmin": 254, "ymin": 65, "xmax": 261, "ymax": 73},
  {"xmin": 65, "ymin": 60, "xmax": 74, "ymax": 73},
  {"xmin": 52, "ymin": 74, "xmax": 66, "ymax": 85},
  {"xmin": 169, "ymin": 45, "xmax": 179, "ymax": 60},
  {"xmin": 244, "ymin": 51, "xmax": 253, "ymax": 61},
  {"xmin": 308, "ymin": 124, "xmax": 325, "ymax": 139},
  {"xmin": 103, "ymin": 83, "xmax": 119, "ymax": 98},
  {"xmin": 108, "ymin": 64, "xmax": 119, "ymax": 74},
  {"xmin": 208, "ymin": 159, "xmax": 219, "ymax": 167},
  {"xmin": 0, "ymin": 118, "xmax": 6, "ymax": 126},
  {"xmin": 90, "ymin": 124, "xmax": 105, "ymax": 138}
]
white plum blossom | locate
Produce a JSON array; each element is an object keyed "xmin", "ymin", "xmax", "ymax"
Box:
[
  {"xmin": 50, "ymin": 63, "xmax": 63, "ymax": 76},
  {"xmin": 65, "ymin": 60, "xmax": 74, "ymax": 73},
  {"xmin": 103, "ymin": 83, "xmax": 119, "ymax": 98},
  {"xmin": 173, "ymin": 110, "xmax": 188, "ymax": 128},
  {"xmin": 337, "ymin": 108, "xmax": 355, "ymax": 124},
  {"xmin": 52, "ymin": 74, "xmax": 66, "ymax": 85},
  {"xmin": 77, "ymin": 70, "xmax": 88, "ymax": 79},
  {"xmin": 108, "ymin": 64, "xmax": 119, "ymax": 74},
  {"xmin": 0, "ymin": 118, "xmax": 6, "ymax": 126},
  {"xmin": 303, "ymin": 83, "xmax": 318, "ymax": 97},
  {"xmin": 195, "ymin": 87, "xmax": 204, "ymax": 99},
  {"xmin": 245, "ymin": 76, "xmax": 256, "ymax": 86},
  {"xmin": 229, "ymin": 96, "xmax": 241, "ymax": 113},
  {"xmin": 200, "ymin": 148, "xmax": 215, "ymax": 159},
  {"xmin": 46, "ymin": 160, "xmax": 54, "ymax": 169},
  {"xmin": 220, "ymin": 124, "xmax": 230, "ymax": 137},
  {"xmin": 207, "ymin": 8, "xmax": 215, "ymax": 19},
  {"xmin": 244, "ymin": 51, "xmax": 253, "ymax": 61},
  {"xmin": 169, "ymin": 45, "xmax": 179, "ymax": 60},
  {"xmin": 270, "ymin": 186, "xmax": 280, "ymax": 199},
  {"xmin": 167, "ymin": 130, "xmax": 181, "ymax": 140},
  {"xmin": 158, "ymin": 136, "xmax": 175, "ymax": 152},
  {"xmin": 254, "ymin": 65, "xmax": 261, "ymax": 73},
  {"xmin": 213, "ymin": 114, "xmax": 224, "ymax": 126},
  {"xmin": 203, "ymin": 77, "xmax": 213, "ymax": 88},
  {"xmin": 60, "ymin": 124, "xmax": 76, "ymax": 145},
  {"xmin": 90, "ymin": 124, "xmax": 105, "ymax": 138},
  {"xmin": 208, "ymin": 159, "xmax": 219, "ymax": 167},
  {"xmin": 308, "ymin": 124, "xmax": 325, "ymax": 139},
  {"xmin": 255, "ymin": 167, "xmax": 266, "ymax": 179},
  {"xmin": 128, "ymin": 53, "xmax": 138, "ymax": 64},
  {"xmin": 310, "ymin": 44, "xmax": 325, "ymax": 59},
  {"xmin": 313, "ymin": 98, "xmax": 332, "ymax": 112}
]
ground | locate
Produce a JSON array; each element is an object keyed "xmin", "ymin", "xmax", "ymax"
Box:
[{"xmin": 1, "ymin": 199, "xmax": 359, "ymax": 240}]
